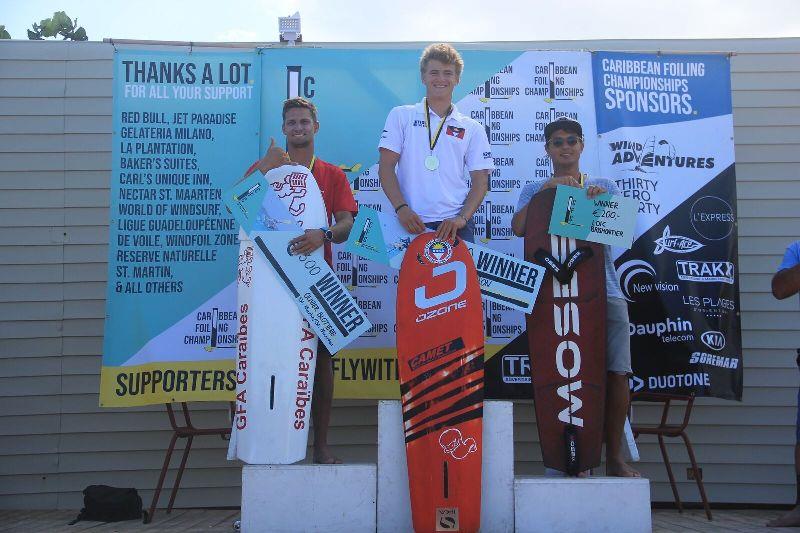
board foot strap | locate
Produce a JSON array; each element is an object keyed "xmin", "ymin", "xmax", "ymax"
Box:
[{"xmin": 533, "ymin": 247, "xmax": 593, "ymax": 284}]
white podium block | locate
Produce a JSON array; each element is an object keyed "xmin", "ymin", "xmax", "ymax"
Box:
[
  {"xmin": 241, "ymin": 464, "xmax": 376, "ymax": 533},
  {"xmin": 378, "ymin": 400, "xmax": 514, "ymax": 533},
  {"xmin": 514, "ymin": 477, "xmax": 651, "ymax": 533}
]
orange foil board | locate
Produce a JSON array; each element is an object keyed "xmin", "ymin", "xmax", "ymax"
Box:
[
  {"xmin": 524, "ymin": 188, "xmax": 606, "ymax": 474},
  {"xmin": 397, "ymin": 234, "xmax": 484, "ymax": 533}
]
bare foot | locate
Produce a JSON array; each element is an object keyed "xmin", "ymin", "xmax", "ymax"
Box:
[
  {"xmin": 768, "ymin": 506, "xmax": 800, "ymax": 527},
  {"xmin": 313, "ymin": 448, "xmax": 342, "ymax": 465},
  {"xmin": 607, "ymin": 459, "xmax": 641, "ymax": 478}
]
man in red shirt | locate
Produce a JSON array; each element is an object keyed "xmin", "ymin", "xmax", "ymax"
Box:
[{"xmin": 254, "ymin": 97, "xmax": 358, "ymax": 464}]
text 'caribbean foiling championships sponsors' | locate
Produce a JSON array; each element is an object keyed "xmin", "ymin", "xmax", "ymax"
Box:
[
  {"xmin": 101, "ymin": 49, "xmax": 260, "ymax": 406},
  {"xmin": 594, "ymin": 52, "xmax": 742, "ymax": 399}
]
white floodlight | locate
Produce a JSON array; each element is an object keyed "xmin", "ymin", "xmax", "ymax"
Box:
[{"xmin": 279, "ymin": 12, "xmax": 302, "ymax": 46}]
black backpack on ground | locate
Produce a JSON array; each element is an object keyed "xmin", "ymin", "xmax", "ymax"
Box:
[{"xmin": 69, "ymin": 485, "xmax": 146, "ymax": 524}]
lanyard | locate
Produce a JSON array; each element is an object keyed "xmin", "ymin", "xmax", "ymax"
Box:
[
  {"xmin": 309, "ymin": 155, "xmax": 316, "ymax": 172},
  {"xmin": 424, "ymin": 98, "xmax": 452, "ymax": 153}
]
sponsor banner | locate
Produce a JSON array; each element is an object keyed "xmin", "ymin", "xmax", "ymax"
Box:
[
  {"xmin": 595, "ymin": 52, "xmax": 741, "ymax": 400},
  {"xmin": 332, "ymin": 348, "xmax": 400, "ymax": 399},
  {"xmin": 100, "ymin": 360, "xmax": 236, "ymax": 407},
  {"xmin": 102, "ymin": 49, "xmax": 260, "ymax": 406},
  {"xmin": 548, "ymin": 184, "xmax": 637, "ymax": 248},
  {"xmin": 104, "ymin": 48, "xmax": 738, "ymax": 403},
  {"xmin": 253, "ymin": 231, "xmax": 372, "ymax": 354}
]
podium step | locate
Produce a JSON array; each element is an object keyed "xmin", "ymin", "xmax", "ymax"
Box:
[
  {"xmin": 514, "ymin": 476, "xmax": 652, "ymax": 533},
  {"xmin": 241, "ymin": 464, "xmax": 376, "ymax": 532}
]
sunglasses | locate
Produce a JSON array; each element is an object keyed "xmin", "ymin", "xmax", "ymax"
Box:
[{"xmin": 547, "ymin": 135, "xmax": 582, "ymax": 147}]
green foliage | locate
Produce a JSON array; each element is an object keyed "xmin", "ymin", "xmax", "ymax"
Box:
[
  {"xmin": 0, "ymin": 25, "xmax": 10, "ymax": 39},
  {"xmin": 27, "ymin": 11, "xmax": 88, "ymax": 41}
]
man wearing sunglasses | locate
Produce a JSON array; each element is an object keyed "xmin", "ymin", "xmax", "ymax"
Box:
[{"xmin": 511, "ymin": 117, "xmax": 640, "ymax": 478}]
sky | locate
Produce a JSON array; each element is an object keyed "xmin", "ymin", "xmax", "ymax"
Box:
[{"xmin": 2, "ymin": 0, "xmax": 799, "ymax": 43}]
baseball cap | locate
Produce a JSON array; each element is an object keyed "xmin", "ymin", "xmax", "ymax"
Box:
[{"xmin": 544, "ymin": 118, "xmax": 583, "ymax": 142}]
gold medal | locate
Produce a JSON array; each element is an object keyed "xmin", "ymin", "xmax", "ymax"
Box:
[{"xmin": 425, "ymin": 155, "xmax": 439, "ymax": 171}]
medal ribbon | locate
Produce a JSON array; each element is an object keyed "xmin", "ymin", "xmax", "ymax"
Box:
[{"xmin": 424, "ymin": 98, "xmax": 452, "ymax": 152}]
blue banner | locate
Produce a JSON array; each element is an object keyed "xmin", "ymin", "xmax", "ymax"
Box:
[{"xmin": 102, "ymin": 49, "xmax": 260, "ymax": 406}]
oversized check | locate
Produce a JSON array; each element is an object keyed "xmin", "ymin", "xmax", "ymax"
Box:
[
  {"xmin": 252, "ymin": 231, "xmax": 372, "ymax": 353},
  {"xmin": 225, "ymin": 169, "xmax": 372, "ymax": 353},
  {"xmin": 548, "ymin": 184, "xmax": 637, "ymax": 249}
]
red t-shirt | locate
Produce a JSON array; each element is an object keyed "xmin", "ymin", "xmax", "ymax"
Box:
[{"xmin": 311, "ymin": 158, "xmax": 358, "ymax": 266}]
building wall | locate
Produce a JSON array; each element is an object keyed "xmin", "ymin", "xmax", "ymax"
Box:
[{"xmin": 0, "ymin": 38, "xmax": 798, "ymax": 509}]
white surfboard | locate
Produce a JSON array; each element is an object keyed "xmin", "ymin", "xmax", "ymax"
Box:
[{"xmin": 228, "ymin": 164, "xmax": 328, "ymax": 464}]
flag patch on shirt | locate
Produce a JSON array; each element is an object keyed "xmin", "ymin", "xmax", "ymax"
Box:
[{"xmin": 446, "ymin": 125, "xmax": 465, "ymax": 139}]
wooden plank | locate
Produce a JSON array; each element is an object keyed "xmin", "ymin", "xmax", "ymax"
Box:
[
  {"xmin": 62, "ymin": 318, "xmax": 104, "ymax": 337},
  {"xmin": 0, "ymin": 283, "xmax": 62, "ymax": 303},
  {"xmin": 0, "ymin": 301, "xmax": 62, "ymax": 322},
  {"xmin": 0, "ymin": 320, "xmax": 63, "ymax": 339},
  {"xmin": 0, "ymin": 153, "xmax": 64, "ymax": 172},
  {"xmin": 0, "ymin": 79, "xmax": 66, "ymax": 98},
  {"xmin": 0, "ymin": 60, "xmax": 66, "ymax": 79},
  {"xmin": 65, "ymin": 60, "xmax": 113, "ymax": 79},
  {"xmin": 0, "ymin": 375, "xmax": 62, "ymax": 397},
  {"xmin": 732, "ymin": 52, "xmax": 800, "ymax": 72},
  {"xmin": 0, "ymin": 116, "xmax": 64, "ymax": 134},
  {"xmin": 735, "ymin": 126, "xmax": 800, "ymax": 145},
  {"xmin": 733, "ymin": 90, "xmax": 800, "ymax": 108},
  {"xmin": 64, "ymin": 208, "xmax": 109, "ymax": 227},
  {"xmin": 64, "ymin": 262, "xmax": 107, "ymax": 282},
  {"xmin": 64, "ymin": 97, "xmax": 112, "ymax": 116},
  {"xmin": 0, "ymin": 414, "xmax": 60, "ymax": 435},
  {"xmin": 738, "ymin": 218, "xmax": 800, "ymax": 237},
  {"xmin": 61, "ymin": 336, "xmax": 103, "ymax": 355},
  {"xmin": 740, "ymin": 234, "xmax": 800, "ymax": 253},
  {"xmin": 64, "ymin": 189, "xmax": 108, "ymax": 208},
  {"xmin": 64, "ymin": 244, "xmax": 108, "ymax": 264},
  {"xmin": 732, "ymin": 71, "xmax": 800, "ymax": 90},
  {"xmin": 65, "ymin": 170, "xmax": 110, "ymax": 189},
  {"xmin": 735, "ymin": 144, "xmax": 800, "ymax": 163},
  {"xmin": 65, "ymin": 116, "xmax": 112, "ymax": 134},
  {"xmin": 0, "ymin": 264, "xmax": 62, "ymax": 284},
  {"xmin": 65, "ymin": 42, "xmax": 114, "ymax": 61},
  {"xmin": 65, "ymin": 134, "xmax": 111, "ymax": 153},
  {"xmin": 63, "ymin": 300, "xmax": 104, "ymax": 320},
  {"xmin": 0, "ymin": 189, "xmax": 63, "ymax": 209},
  {"xmin": 65, "ymin": 152, "xmax": 111, "ymax": 171},
  {"xmin": 0, "ymin": 337, "xmax": 62, "ymax": 358},
  {"xmin": 0, "ymin": 170, "xmax": 65, "ymax": 190},
  {"xmin": 734, "ymin": 107, "xmax": 800, "ymax": 126},
  {"xmin": 62, "ymin": 282, "xmax": 105, "ymax": 302},
  {"xmin": 0, "ymin": 41, "xmax": 70, "ymax": 61},
  {"xmin": 0, "ymin": 97, "xmax": 64, "ymax": 116},
  {"xmin": 0, "ymin": 395, "xmax": 63, "ymax": 418},
  {"xmin": 0, "ymin": 209, "xmax": 65, "ymax": 228},
  {"xmin": 743, "ymin": 330, "xmax": 800, "ymax": 350},
  {"xmin": 0, "ymin": 245, "xmax": 63, "ymax": 265},
  {"xmin": 66, "ymin": 79, "xmax": 112, "ymax": 98},
  {"xmin": 737, "ymin": 162, "xmax": 800, "ymax": 180}
]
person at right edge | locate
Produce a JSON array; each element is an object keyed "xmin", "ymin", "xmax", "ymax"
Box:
[
  {"xmin": 511, "ymin": 117, "xmax": 640, "ymax": 478},
  {"xmin": 767, "ymin": 239, "xmax": 800, "ymax": 527}
]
